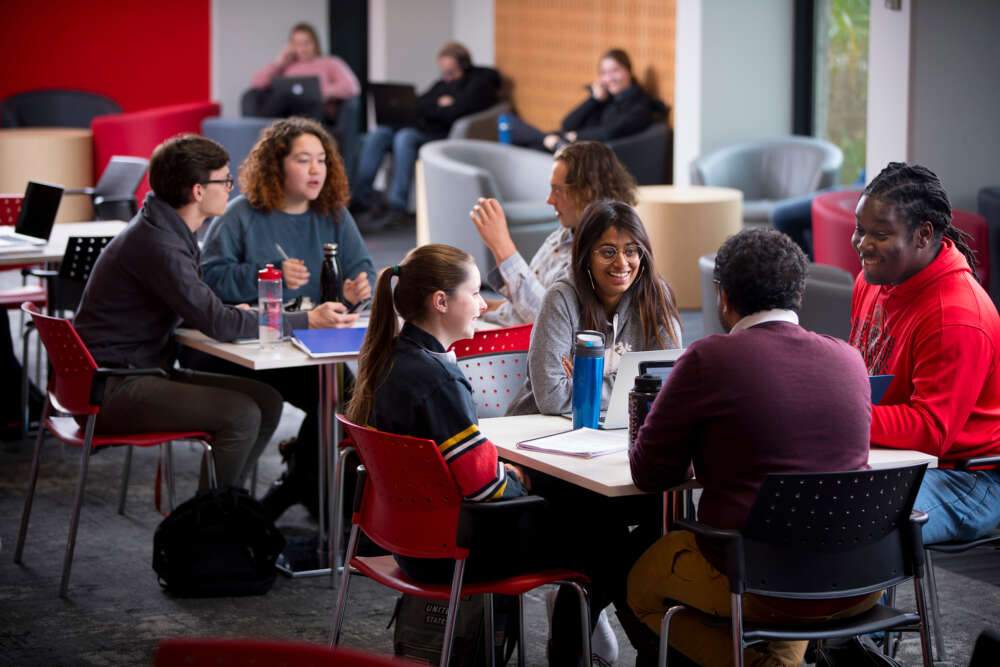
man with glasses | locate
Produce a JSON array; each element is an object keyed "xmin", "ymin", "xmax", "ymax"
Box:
[
  {"xmin": 74, "ymin": 135, "xmax": 342, "ymax": 489},
  {"xmin": 625, "ymin": 228, "xmax": 875, "ymax": 666}
]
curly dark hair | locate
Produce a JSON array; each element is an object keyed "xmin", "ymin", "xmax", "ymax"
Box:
[
  {"xmin": 714, "ymin": 227, "xmax": 808, "ymax": 316},
  {"xmin": 863, "ymin": 161, "xmax": 977, "ymax": 280},
  {"xmin": 572, "ymin": 200, "xmax": 680, "ymax": 349},
  {"xmin": 555, "ymin": 141, "xmax": 637, "ymax": 211},
  {"xmin": 239, "ymin": 116, "xmax": 349, "ymax": 216}
]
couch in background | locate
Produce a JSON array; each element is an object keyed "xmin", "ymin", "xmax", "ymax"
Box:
[{"xmin": 91, "ymin": 101, "xmax": 221, "ymax": 203}]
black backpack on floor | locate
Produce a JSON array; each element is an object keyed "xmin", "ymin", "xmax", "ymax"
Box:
[{"xmin": 153, "ymin": 487, "xmax": 285, "ymax": 597}]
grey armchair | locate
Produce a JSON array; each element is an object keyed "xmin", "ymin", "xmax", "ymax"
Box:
[
  {"xmin": 201, "ymin": 117, "xmax": 276, "ymax": 198},
  {"xmin": 607, "ymin": 122, "xmax": 671, "ymax": 185},
  {"xmin": 1, "ymin": 89, "xmax": 121, "ymax": 128},
  {"xmin": 690, "ymin": 136, "xmax": 843, "ymax": 226},
  {"xmin": 448, "ymin": 101, "xmax": 513, "ymax": 141},
  {"xmin": 419, "ymin": 139, "xmax": 557, "ymax": 275}
]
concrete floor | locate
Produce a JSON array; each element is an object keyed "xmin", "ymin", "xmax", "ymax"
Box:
[{"xmin": 1, "ymin": 224, "xmax": 998, "ymax": 666}]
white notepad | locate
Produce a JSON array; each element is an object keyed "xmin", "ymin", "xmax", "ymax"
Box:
[{"xmin": 516, "ymin": 428, "xmax": 626, "ymax": 459}]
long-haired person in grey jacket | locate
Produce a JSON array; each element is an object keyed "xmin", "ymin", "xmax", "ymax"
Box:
[{"xmin": 508, "ymin": 200, "xmax": 682, "ymax": 415}]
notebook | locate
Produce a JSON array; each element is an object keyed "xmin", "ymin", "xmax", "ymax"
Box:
[
  {"xmin": 271, "ymin": 76, "xmax": 323, "ymax": 105},
  {"xmin": 291, "ymin": 328, "xmax": 367, "ymax": 358},
  {"xmin": 517, "ymin": 427, "xmax": 626, "ymax": 459},
  {"xmin": 0, "ymin": 180, "xmax": 64, "ymax": 248},
  {"xmin": 870, "ymin": 374, "xmax": 893, "ymax": 405},
  {"xmin": 370, "ymin": 82, "xmax": 421, "ymax": 128}
]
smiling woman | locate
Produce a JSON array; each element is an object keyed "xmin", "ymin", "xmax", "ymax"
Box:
[{"xmin": 507, "ymin": 200, "xmax": 682, "ymax": 417}]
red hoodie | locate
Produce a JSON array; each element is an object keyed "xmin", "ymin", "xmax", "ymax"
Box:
[{"xmin": 849, "ymin": 238, "xmax": 1000, "ymax": 464}]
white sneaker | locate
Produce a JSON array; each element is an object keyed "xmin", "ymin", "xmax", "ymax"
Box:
[{"xmin": 591, "ymin": 608, "xmax": 619, "ymax": 666}]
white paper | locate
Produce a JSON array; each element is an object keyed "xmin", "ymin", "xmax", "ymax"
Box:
[{"xmin": 516, "ymin": 428, "xmax": 626, "ymax": 458}]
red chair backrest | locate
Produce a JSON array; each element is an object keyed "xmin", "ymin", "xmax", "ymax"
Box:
[
  {"xmin": 154, "ymin": 638, "xmax": 424, "ymax": 666},
  {"xmin": 22, "ymin": 302, "xmax": 99, "ymax": 416},
  {"xmin": 338, "ymin": 415, "xmax": 468, "ymax": 560},
  {"xmin": 450, "ymin": 324, "xmax": 532, "ymax": 417},
  {"xmin": 953, "ymin": 209, "xmax": 990, "ymax": 291},
  {"xmin": 1, "ymin": 195, "xmax": 23, "ymax": 226}
]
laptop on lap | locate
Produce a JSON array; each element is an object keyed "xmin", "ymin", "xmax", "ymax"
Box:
[
  {"xmin": 370, "ymin": 83, "xmax": 422, "ymax": 128},
  {"xmin": 271, "ymin": 76, "xmax": 323, "ymax": 106}
]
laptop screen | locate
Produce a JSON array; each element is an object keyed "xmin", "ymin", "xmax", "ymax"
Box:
[{"xmin": 15, "ymin": 180, "xmax": 64, "ymax": 240}]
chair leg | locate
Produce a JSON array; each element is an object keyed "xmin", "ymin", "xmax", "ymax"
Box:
[
  {"xmin": 440, "ymin": 559, "xmax": 468, "ymax": 667},
  {"xmin": 165, "ymin": 442, "xmax": 176, "ymax": 512},
  {"xmin": 924, "ymin": 549, "xmax": 947, "ymax": 662},
  {"xmin": 60, "ymin": 417, "xmax": 96, "ymax": 597},
  {"xmin": 20, "ymin": 324, "xmax": 32, "ymax": 442},
  {"xmin": 484, "ymin": 592, "xmax": 495, "ymax": 667},
  {"xmin": 14, "ymin": 399, "xmax": 50, "ymax": 564},
  {"xmin": 249, "ymin": 461, "xmax": 259, "ymax": 499},
  {"xmin": 202, "ymin": 442, "xmax": 218, "ymax": 489},
  {"xmin": 730, "ymin": 592, "xmax": 744, "ymax": 667},
  {"xmin": 912, "ymin": 575, "xmax": 935, "ymax": 667},
  {"xmin": 117, "ymin": 446, "xmax": 133, "ymax": 515},
  {"xmin": 514, "ymin": 594, "xmax": 526, "ymax": 666},
  {"xmin": 659, "ymin": 605, "xmax": 685, "ymax": 667},
  {"xmin": 559, "ymin": 581, "xmax": 591, "ymax": 667},
  {"xmin": 329, "ymin": 523, "xmax": 361, "ymax": 647}
]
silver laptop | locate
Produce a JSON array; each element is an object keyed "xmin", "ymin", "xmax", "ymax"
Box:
[
  {"xmin": 271, "ymin": 76, "xmax": 323, "ymax": 105},
  {"xmin": 0, "ymin": 180, "xmax": 64, "ymax": 248},
  {"xmin": 602, "ymin": 349, "xmax": 684, "ymax": 429}
]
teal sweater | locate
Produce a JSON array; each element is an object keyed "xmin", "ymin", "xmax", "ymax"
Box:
[{"xmin": 201, "ymin": 195, "xmax": 375, "ymax": 304}]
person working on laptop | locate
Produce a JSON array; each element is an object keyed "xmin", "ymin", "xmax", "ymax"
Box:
[
  {"xmin": 199, "ymin": 116, "xmax": 373, "ymax": 520},
  {"xmin": 73, "ymin": 135, "xmax": 345, "ymax": 489},
  {"xmin": 507, "ymin": 201, "xmax": 681, "ymax": 416},
  {"xmin": 849, "ymin": 162, "xmax": 1000, "ymax": 545},
  {"xmin": 470, "ymin": 141, "xmax": 638, "ymax": 327},
  {"xmin": 248, "ymin": 22, "xmax": 360, "ymax": 123},
  {"xmin": 350, "ymin": 41, "xmax": 501, "ymax": 230},
  {"xmin": 625, "ymin": 227, "xmax": 874, "ymax": 666},
  {"xmin": 504, "ymin": 48, "xmax": 667, "ymax": 153}
]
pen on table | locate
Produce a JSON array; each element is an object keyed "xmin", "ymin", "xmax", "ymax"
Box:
[{"xmin": 275, "ymin": 244, "xmax": 290, "ymax": 261}]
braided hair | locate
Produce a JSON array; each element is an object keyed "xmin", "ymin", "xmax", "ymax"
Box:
[{"xmin": 863, "ymin": 162, "xmax": 978, "ymax": 280}]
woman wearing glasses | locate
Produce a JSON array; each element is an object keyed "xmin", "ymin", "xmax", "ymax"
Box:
[
  {"xmin": 198, "ymin": 116, "xmax": 374, "ymax": 520},
  {"xmin": 507, "ymin": 200, "xmax": 681, "ymax": 415}
]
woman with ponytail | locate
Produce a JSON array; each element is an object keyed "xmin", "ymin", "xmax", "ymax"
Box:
[
  {"xmin": 346, "ymin": 244, "xmax": 635, "ymax": 665},
  {"xmin": 849, "ymin": 161, "xmax": 1000, "ymax": 545}
]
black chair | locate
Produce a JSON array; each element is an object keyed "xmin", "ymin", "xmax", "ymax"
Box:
[
  {"xmin": 659, "ymin": 465, "xmax": 933, "ymax": 667},
  {"xmin": 607, "ymin": 122, "xmax": 672, "ymax": 185},
  {"xmin": 64, "ymin": 156, "xmax": 148, "ymax": 221},
  {"xmin": 1, "ymin": 89, "xmax": 121, "ymax": 128},
  {"xmin": 922, "ymin": 454, "xmax": 1000, "ymax": 662}
]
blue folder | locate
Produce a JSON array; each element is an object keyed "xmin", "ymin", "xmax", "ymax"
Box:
[
  {"xmin": 870, "ymin": 375, "xmax": 893, "ymax": 405},
  {"xmin": 291, "ymin": 328, "xmax": 367, "ymax": 358}
]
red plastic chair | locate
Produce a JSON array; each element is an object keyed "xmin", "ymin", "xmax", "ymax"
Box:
[
  {"xmin": 13, "ymin": 303, "xmax": 217, "ymax": 597},
  {"xmin": 812, "ymin": 190, "xmax": 991, "ymax": 292},
  {"xmin": 154, "ymin": 638, "xmax": 424, "ymax": 666},
  {"xmin": 332, "ymin": 415, "xmax": 592, "ymax": 667},
  {"xmin": 449, "ymin": 323, "xmax": 532, "ymax": 417}
]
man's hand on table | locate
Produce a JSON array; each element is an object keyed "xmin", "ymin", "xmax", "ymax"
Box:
[{"xmin": 308, "ymin": 301, "xmax": 359, "ymax": 328}]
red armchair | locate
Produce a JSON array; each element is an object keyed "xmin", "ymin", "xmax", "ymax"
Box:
[{"xmin": 91, "ymin": 101, "xmax": 221, "ymax": 204}]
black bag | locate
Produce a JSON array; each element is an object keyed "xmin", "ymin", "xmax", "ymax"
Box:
[
  {"xmin": 152, "ymin": 487, "xmax": 285, "ymax": 597},
  {"xmin": 813, "ymin": 635, "xmax": 907, "ymax": 667},
  {"xmin": 391, "ymin": 593, "xmax": 518, "ymax": 667}
]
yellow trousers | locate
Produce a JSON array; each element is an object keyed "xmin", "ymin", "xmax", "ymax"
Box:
[{"xmin": 627, "ymin": 530, "xmax": 882, "ymax": 666}]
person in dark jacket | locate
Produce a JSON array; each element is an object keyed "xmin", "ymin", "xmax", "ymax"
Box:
[
  {"xmin": 351, "ymin": 41, "xmax": 500, "ymax": 229},
  {"xmin": 510, "ymin": 48, "xmax": 667, "ymax": 152},
  {"xmin": 73, "ymin": 135, "xmax": 346, "ymax": 488}
]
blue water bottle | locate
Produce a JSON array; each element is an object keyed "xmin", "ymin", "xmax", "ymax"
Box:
[
  {"xmin": 497, "ymin": 112, "xmax": 512, "ymax": 144},
  {"xmin": 572, "ymin": 330, "xmax": 605, "ymax": 429}
]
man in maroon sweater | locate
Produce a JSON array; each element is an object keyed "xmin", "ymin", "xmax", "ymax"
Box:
[{"xmin": 626, "ymin": 228, "xmax": 875, "ymax": 666}]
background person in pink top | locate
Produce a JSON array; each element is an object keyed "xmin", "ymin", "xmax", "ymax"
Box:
[{"xmin": 248, "ymin": 22, "xmax": 360, "ymax": 124}]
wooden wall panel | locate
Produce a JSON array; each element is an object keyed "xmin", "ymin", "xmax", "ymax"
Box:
[{"xmin": 495, "ymin": 0, "xmax": 675, "ymax": 133}]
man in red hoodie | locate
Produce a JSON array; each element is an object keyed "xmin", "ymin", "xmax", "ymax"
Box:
[{"xmin": 850, "ymin": 161, "xmax": 1000, "ymax": 545}]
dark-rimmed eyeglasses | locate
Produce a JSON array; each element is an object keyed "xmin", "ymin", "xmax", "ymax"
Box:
[{"xmin": 203, "ymin": 175, "xmax": 234, "ymax": 190}]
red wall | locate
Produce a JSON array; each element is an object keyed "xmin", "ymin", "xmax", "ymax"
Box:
[{"xmin": 0, "ymin": 0, "xmax": 211, "ymax": 113}]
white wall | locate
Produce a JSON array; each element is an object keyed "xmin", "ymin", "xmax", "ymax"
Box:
[
  {"xmin": 909, "ymin": 0, "xmax": 1000, "ymax": 212},
  {"xmin": 212, "ymin": 0, "xmax": 328, "ymax": 118},
  {"xmin": 865, "ymin": 0, "xmax": 912, "ymax": 184},
  {"xmin": 673, "ymin": 0, "xmax": 702, "ymax": 186},
  {"xmin": 453, "ymin": 0, "xmax": 494, "ymax": 67}
]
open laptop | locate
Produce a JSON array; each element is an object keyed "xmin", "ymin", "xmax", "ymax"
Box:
[
  {"xmin": 602, "ymin": 349, "xmax": 684, "ymax": 429},
  {"xmin": 0, "ymin": 180, "xmax": 64, "ymax": 250},
  {"xmin": 370, "ymin": 82, "xmax": 421, "ymax": 128},
  {"xmin": 271, "ymin": 76, "xmax": 323, "ymax": 106}
]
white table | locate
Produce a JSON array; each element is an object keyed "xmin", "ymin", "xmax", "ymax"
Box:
[
  {"xmin": 0, "ymin": 220, "xmax": 127, "ymax": 267},
  {"xmin": 175, "ymin": 326, "xmax": 365, "ymax": 580},
  {"xmin": 482, "ymin": 414, "xmax": 938, "ymax": 497}
]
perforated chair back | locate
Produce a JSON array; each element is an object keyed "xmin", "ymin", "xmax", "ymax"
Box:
[
  {"xmin": 48, "ymin": 236, "xmax": 113, "ymax": 312},
  {"xmin": 22, "ymin": 303, "xmax": 99, "ymax": 416},
  {"xmin": 1, "ymin": 195, "xmax": 23, "ymax": 226},
  {"xmin": 338, "ymin": 416, "xmax": 468, "ymax": 560},
  {"xmin": 740, "ymin": 464, "xmax": 928, "ymax": 598},
  {"xmin": 450, "ymin": 324, "xmax": 532, "ymax": 417}
]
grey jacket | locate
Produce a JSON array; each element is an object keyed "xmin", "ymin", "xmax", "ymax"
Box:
[
  {"xmin": 75, "ymin": 193, "xmax": 308, "ymax": 369},
  {"xmin": 506, "ymin": 277, "xmax": 680, "ymax": 416}
]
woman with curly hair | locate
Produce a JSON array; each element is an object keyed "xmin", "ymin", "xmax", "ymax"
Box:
[
  {"xmin": 471, "ymin": 141, "xmax": 638, "ymax": 326},
  {"xmin": 199, "ymin": 116, "xmax": 374, "ymax": 521},
  {"xmin": 202, "ymin": 116, "xmax": 374, "ymax": 311}
]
